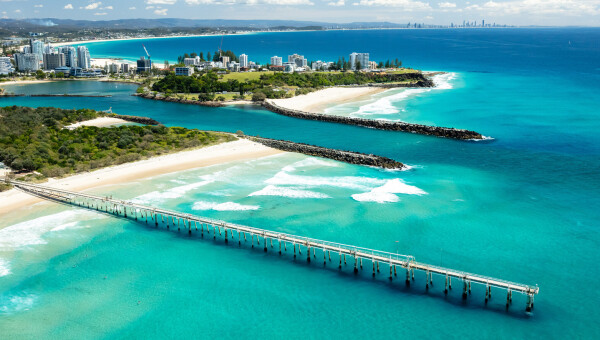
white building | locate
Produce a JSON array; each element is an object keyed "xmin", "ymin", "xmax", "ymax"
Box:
[
  {"xmin": 368, "ymin": 61, "xmax": 378, "ymax": 70},
  {"xmin": 108, "ymin": 63, "xmax": 120, "ymax": 74},
  {"xmin": 15, "ymin": 53, "xmax": 39, "ymax": 72},
  {"xmin": 349, "ymin": 52, "xmax": 369, "ymax": 70},
  {"xmin": 77, "ymin": 46, "xmax": 91, "ymax": 69},
  {"xmin": 239, "ymin": 54, "xmax": 248, "ymax": 68},
  {"xmin": 43, "ymin": 53, "xmax": 65, "ymax": 70},
  {"xmin": 270, "ymin": 56, "xmax": 282, "ymax": 66},
  {"xmin": 311, "ymin": 60, "xmax": 333, "ymax": 71},
  {"xmin": 175, "ymin": 67, "xmax": 194, "ymax": 76},
  {"xmin": 121, "ymin": 63, "xmax": 130, "ymax": 73},
  {"xmin": 283, "ymin": 62, "xmax": 295, "ymax": 73},
  {"xmin": 183, "ymin": 58, "xmax": 197, "ymax": 67},
  {"xmin": 0, "ymin": 57, "xmax": 15, "ymax": 75},
  {"xmin": 30, "ymin": 40, "xmax": 44, "ymax": 62},
  {"xmin": 288, "ymin": 53, "xmax": 307, "ymax": 68},
  {"xmin": 59, "ymin": 46, "xmax": 78, "ymax": 68}
]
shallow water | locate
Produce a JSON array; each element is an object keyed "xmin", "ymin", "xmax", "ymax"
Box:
[{"xmin": 1, "ymin": 28, "xmax": 599, "ymax": 338}]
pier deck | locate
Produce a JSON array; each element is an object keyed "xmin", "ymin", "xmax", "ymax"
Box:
[{"xmin": 7, "ymin": 179, "xmax": 539, "ymax": 312}]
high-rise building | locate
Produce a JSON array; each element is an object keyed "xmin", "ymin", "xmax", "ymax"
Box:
[
  {"xmin": 239, "ymin": 54, "xmax": 248, "ymax": 68},
  {"xmin": 220, "ymin": 56, "xmax": 230, "ymax": 65},
  {"xmin": 270, "ymin": 56, "xmax": 283, "ymax": 66},
  {"xmin": 30, "ymin": 39, "xmax": 44, "ymax": 62},
  {"xmin": 44, "ymin": 45, "xmax": 55, "ymax": 54},
  {"xmin": 59, "ymin": 46, "xmax": 78, "ymax": 67},
  {"xmin": 121, "ymin": 63, "xmax": 130, "ymax": 73},
  {"xmin": 349, "ymin": 52, "xmax": 369, "ymax": 70},
  {"xmin": 15, "ymin": 53, "xmax": 40, "ymax": 71},
  {"xmin": 108, "ymin": 63, "xmax": 120, "ymax": 74},
  {"xmin": 288, "ymin": 54, "xmax": 306, "ymax": 68},
  {"xmin": 0, "ymin": 57, "xmax": 15, "ymax": 75},
  {"xmin": 136, "ymin": 56, "xmax": 152, "ymax": 74},
  {"xmin": 77, "ymin": 46, "xmax": 91, "ymax": 69},
  {"xmin": 175, "ymin": 67, "xmax": 194, "ymax": 76},
  {"xmin": 43, "ymin": 53, "xmax": 66, "ymax": 70}
]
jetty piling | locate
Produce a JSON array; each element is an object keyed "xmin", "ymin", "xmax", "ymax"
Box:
[{"xmin": 8, "ymin": 179, "xmax": 539, "ymax": 312}]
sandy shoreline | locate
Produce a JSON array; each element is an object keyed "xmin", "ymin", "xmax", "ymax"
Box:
[
  {"xmin": 65, "ymin": 117, "xmax": 129, "ymax": 129},
  {"xmin": 0, "ymin": 139, "xmax": 283, "ymax": 218},
  {"xmin": 270, "ymin": 87, "xmax": 385, "ymax": 113}
]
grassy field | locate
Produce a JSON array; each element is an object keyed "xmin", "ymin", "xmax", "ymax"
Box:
[{"xmin": 220, "ymin": 71, "xmax": 274, "ymax": 82}]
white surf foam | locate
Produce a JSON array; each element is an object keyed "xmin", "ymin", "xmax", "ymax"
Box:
[
  {"xmin": 132, "ymin": 180, "xmax": 214, "ymax": 204},
  {"xmin": 282, "ymin": 157, "xmax": 339, "ymax": 172},
  {"xmin": 265, "ymin": 171, "xmax": 383, "ymax": 191},
  {"xmin": 0, "ymin": 258, "xmax": 10, "ymax": 277},
  {"xmin": 351, "ymin": 178, "xmax": 427, "ymax": 203},
  {"xmin": 192, "ymin": 201, "xmax": 260, "ymax": 211},
  {"xmin": 249, "ymin": 185, "xmax": 330, "ymax": 199},
  {"xmin": 0, "ymin": 210, "xmax": 97, "ymax": 250}
]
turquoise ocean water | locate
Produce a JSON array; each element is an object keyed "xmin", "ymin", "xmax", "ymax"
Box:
[{"xmin": 1, "ymin": 29, "xmax": 599, "ymax": 338}]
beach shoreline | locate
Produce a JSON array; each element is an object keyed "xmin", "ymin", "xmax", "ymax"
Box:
[
  {"xmin": 0, "ymin": 139, "xmax": 283, "ymax": 220},
  {"xmin": 270, "ymin": 87, "xmax": 386, "ymax": 113}
]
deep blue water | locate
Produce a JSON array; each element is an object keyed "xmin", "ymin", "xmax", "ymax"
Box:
[{"xmin": 1, "ymin": 28, "xmax": 599, "ymax": 338}]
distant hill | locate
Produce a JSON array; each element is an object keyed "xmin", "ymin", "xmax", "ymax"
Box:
[{"xmin": 0, "ymin": 18, "xmax": 409, "ymax": 31}]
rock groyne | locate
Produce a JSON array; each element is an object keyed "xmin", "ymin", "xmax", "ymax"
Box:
[
  {"xmin": 246, "ymin": 136, "xmax": 404, "ymax": 170},
  {"xmin": 133, "ymin": 93, "xmax": 225, "ymax": 107},
  {"xmin": 107, "ymin": 113, "xmax": 160, "ymax": 125},
  {"xmin": 262, "ymin": 100, "xmax": 483, "ymax": 140}
]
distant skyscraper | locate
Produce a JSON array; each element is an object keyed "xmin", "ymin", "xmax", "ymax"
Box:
[
  {"xmin": 270, "ymin": 56, "xmax": 283, "ymax": 66},
  {"xmin": 77, "ymin": 46, "xmax": 91, "ymax": 69},
  {"xmin": 30, "ymin": 39, "xmax": 44, "ymax": 62},
  {"xmin": 60, "ymin": 46, "xmax": 78, "ymax": 67},
  {"xmin": 43, "ymin": 53, "xmax": 66, "ymax": 70},
  {"xmin": 239, "ymin": 54, "xmax": 248, "ymax": 68},
  {"xmin": 349, "ymin": 52, "xmax": 369, "ymax": 70},
  {"xmin": 288, "ymin": 54, "xmax": 306, "ymax": 68}
]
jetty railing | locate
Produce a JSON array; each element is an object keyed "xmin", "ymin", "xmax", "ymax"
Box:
[{"xmin": 7, "ymin": 179, "xmax": 538, "ymax": 312}]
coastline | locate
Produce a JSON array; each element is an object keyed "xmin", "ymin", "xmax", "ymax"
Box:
[
  {"xmin": 270, "ymin": 87, "xmax": 386, "ymax": 113},
  {"xmin": 0, "ymin": 139, "xmax": 283, "ymax": 219}
]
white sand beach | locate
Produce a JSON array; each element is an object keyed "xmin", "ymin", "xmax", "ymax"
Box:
[
  {"xmin": 269, "ymin": 87, "xmax": 385, "ymax": 113},
  {"xmin": 64, "ymin": 117, "xmax": 129, "ymax": 129},
  {"xmin": 0, "ymin": 139, "xmax": 282, "ymax": 217}
]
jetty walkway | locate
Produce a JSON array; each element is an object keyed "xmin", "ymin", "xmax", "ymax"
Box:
[{"xmin": 7, "ymin": 180, "xmax": 538, "ymax": 312}]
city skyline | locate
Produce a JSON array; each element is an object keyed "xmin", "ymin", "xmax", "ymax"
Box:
[{"xmin": 0, "ymin": 0, "xmax": 599, "ymax": 27}]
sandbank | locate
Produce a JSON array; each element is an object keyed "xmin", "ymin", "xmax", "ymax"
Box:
[
  {"xmin": 64, "ymin": 117, "xmax": 129, "ymax": 129},
  {"xmin": 0, "ymin": 139, "xmax": 283, "ymax": 218},
  {"xmin": 270, "ymin": 87, "xmax": 385, "ymax": 113}
]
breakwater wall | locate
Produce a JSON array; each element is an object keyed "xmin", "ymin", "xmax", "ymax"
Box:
[
  {"xmin": 246, "ymin": 136, "xmax": 404, "ymax": 169},
  {"xmin": 30, "ymin": 94, "xmax": 112, "ymax": 98},
  {"xmin": 107, "ymin": 113, "xmax": 160, "ymax": 125},
  {"xmin": 262, "ymin": 100, "xmax": 483, "ymax": 140},
  {"xmin": 133, "ymin": 93, "xmax": 225, "ymax": 107}
]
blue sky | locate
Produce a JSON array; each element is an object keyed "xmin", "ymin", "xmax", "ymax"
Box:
[{"xmin": 1, "ymin": 0, "xmax": 599, "ymax": 26}]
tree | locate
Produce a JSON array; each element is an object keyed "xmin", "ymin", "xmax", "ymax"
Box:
[
  {"xmin": 197, "ymin": 93, "xmax": 215, "ymax": 102},
  {"xmin": 252, "ymin": 92, "xmax": 267, "ymax": 102},
  {"xmin": 164, "ymin": 60, "xmax": 170, "ymax": 69},
  {"xmin": 199, "ymin": 52, "xmax": 204, "ymax": 61},
  {"xmin": 206, "ymin": 52, "xmax": 211, "ymax": 61},
  {"xmin": 355, "ymin": 61, "xmax": 362, "ymax": 71}
]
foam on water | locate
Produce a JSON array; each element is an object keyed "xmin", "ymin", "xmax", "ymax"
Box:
[
  {"xmin": 0, "ymin": 293, "xmax": 36, "ymax": 314},
  {"xmin": 192, "ymin": 201, "xmax": 260, "ymax": 211},
  {"xmin": 352, "ymin": 178, "xmax": 427, "ymax": 203},
  {"xmin": 0, "ymin": 258, "xmax": 10, "ymax": 277},
  {"xmin": 249, "ymin": 185, "xmax": 331, "ymax": 199},
  {"xmin": 0, "ymin": 210, "xmax": 97, "ymax": 250},
  {"xmin": 132, "ymin": 180, "xmax": 214, "ymax": 204},
  {"xmin": 265, "ymin": 171, "xmax": 383, "ymax": 191},
  {"xmin": 348, "ymin": 72, "xmax": 456, "ymax": 118}
]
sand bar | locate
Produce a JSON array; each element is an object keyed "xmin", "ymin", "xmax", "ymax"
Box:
[
  {"xmin": 270, "ymin": 87, "xmax": 385, "ymax": 113},
  {"xmin": 65, "ymin": 117, "xmax": 129, "ymax": 129},
  {"xmin": 0, "ymin": 139, "xmax": 283, "ymax": 218}
]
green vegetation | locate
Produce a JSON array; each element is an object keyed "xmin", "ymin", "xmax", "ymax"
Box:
[
  {"xmin": 0, "ymin": 183, "xmax": 12, "ymax": 192},
  {"xmin": 220, "ymin": 71, "xmax": 274, "ymax": 82},
  {"xmin": 151, "ymin": 70, "xmax": 429, "ymax": 100},
  {"xmin": 0, "ymin": 106, "xmax": 236, "ymax": 179}
]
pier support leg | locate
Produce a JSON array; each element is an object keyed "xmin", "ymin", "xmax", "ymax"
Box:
[
  {"xmin": 344, "ymin": 254, "xmax": 346, "ymax": 266},
  {"xmin": 360, "ymin": 258, "xmax": 362, "ymax": 269},
  {"xmin": 354, "ymin": 257, "xmax": 358, "ymax": 274},
  {"xmin": 449, "ymin": 276, "xmax": 452, "ymax": 290},
  {"xmin": 389, "ymin": 264, "xmax": 392, "ymax": 280},
  {"xmin": 372, "ymin": 261, "xmax": 375, "ymax": 277},
  {"xmin": 264, "ymin": 237, "xmax": 268, "ymax": 252},
  {"xmin": 526, "ymin": 294, "xmax": 533, "ymax": 312},
  {"xmin": 377, "ymin": 262, "xmax": 380, "ymax": 273},
  {"xmin": 225, "ymin": 229, "xmax": 228, "ymax": 244},
  {"xmin": 462, "ymin": 280, "xmax": 468, "ymax": 300},
  {"xmin": 324, "ymin": 252, "xmax": 326, "ymax": 265},
  {"xmin": 328, "ymin": 251, "xmax": 331, "ymax": 262},
  {"xmin": 469, "ymin": 280, "xmax": 471, "ymax": 295},
  {"xmin": 506, "ymin": 290, "xmax": 511, "ymax": 309},
  {"xmin": 279, "ymin": 240, "xmax": 282, "ymax": 255},
  {"xmin": 444, "ymin": 275, "xmax": 448, "ymax": 295},
  {"xmin": 426, "ymin": 271, "xmax": 430, "ymax": 290},
  {"xmin": 339, "ymin": 253, "xmax": 342, "ymax": 269},
  {"xmin": 406, "ymin": 268, "xmax": 411, "ymax": 286},
  {"xmin": 394, "ymin": 265, "xmax": 397, "ymax": 277},
  {"xmin": 307, "ymin": 246, "xmax": 311, "ymax": 262},
  {"xmin": 485, "ymin": 284, "xmax": 489, "ymax": 304},
  {"xmin": 293, "ymin": 244, "xmax": 296, "ymax": 258}
]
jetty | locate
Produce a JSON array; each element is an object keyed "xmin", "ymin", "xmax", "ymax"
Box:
[
  {"xmin": 262, "ymin": 100, "xmax": 484, "ymax": 140},
  {"xmin": 7, "ymin": 179, "xmax": 539, "ymax": 312}
]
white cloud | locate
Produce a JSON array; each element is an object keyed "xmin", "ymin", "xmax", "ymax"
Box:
[
  {"xmin": 129, "ymin": 6, "xmax": 137, "ymax": 9},
  {"xmin": 465, "ymin": 0, "xmax": 600, "ymax": 16},
  {"xmin": 14, "ymin": 9, "xmax": 21, "ymax": 13},
  {"xmin": 34, "ymin": 4, "xmax": 43, "ymax": 7},
  {"xmin": 328, "ymin": 0, "xmax": 345, "ymax": 5},
  {"xmin": 438, "ymin": 1, "xmax": 455, "ymax": 8},
  {"xmin": 147, "ymin": 0, "xmax": 177, "ymax": 4},
  {"xmin": 154, "ymin": 8, "xmax": 169, "ymax": 15},
  {"xmin": 355, "ymin": 0, "xmax": 431, "ymax": 10},
  {"xmin": 84, "ymin": 2, "xmax": 102, "ymax": 10},
  {"xmin": 103, "ymin": 5, "xmax": 113, "ymax": 9},
  {"xmin": 185, "ymin": 0, "xmax": 314, "ymax": 4},
  {"xmin": 64, "ymin": 3, "xmax": 73, "ymax": 9},
  {"xmin": 146, "ymin": 5, "xmax": 155, "ymax": 9},
  {"xmin": 94, "ymin": 12, "xmax": 108, "ymax": 15}
]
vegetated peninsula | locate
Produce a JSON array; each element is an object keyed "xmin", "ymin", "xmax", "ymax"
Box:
[{"xmin": 0, "ymin": 106, "xmax": 236, "ymax": 185}]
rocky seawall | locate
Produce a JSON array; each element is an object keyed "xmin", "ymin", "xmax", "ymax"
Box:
[
  {"xmin": 107, "ymin": 113, "xmax": 160, "ymax": 125},
  {"xmin": 246, "ymin": 136, "xmax": 404, "ymax": 170},
  {"xmin": 262, "ymin": 100, "xmax": 483, "ymax": 140},
  {"xmin": 133, "ymin": 93, "xmax": 225, "ymax": 107}
]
